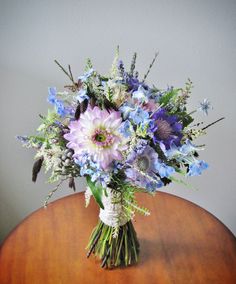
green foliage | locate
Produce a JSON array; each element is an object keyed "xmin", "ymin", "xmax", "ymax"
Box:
[
  {"xmin": 26, "ymin": 135, "xmax": 45, "ymax": 148},
  {"xmin": 178, "ymin": 111, "xmax": 194, "ymax": 128},
  {"xmin": 159, "ymin": 88, "xmax": 179, "ymax": 106},
  {"xmin": 37, "ymin": 110, "xmax": 66, "ymax": 148},
  {"xmin": 86, "ymin": 176, "xmax": 104, "ymax": 209},
  {"xmin": 38, "ymin": 110, "xmax": 60, "ymax": 132},
  {"xmin": 136, "ymin": 123, "xmax": 149, "ymax": 137},
  {"xmin": 85, "ymin": 58, "xmax": 93, "ymax": 71},
  {"xmin": 184, "ymin": 78, "xmax": 193, "ymax": 94},
  {"xmin": 124, "ymin": 199, "xmax": 150, "ymax": 216},
  {"xmin": 110, "ymin": 177, "xmax": 151, "ymax": 221}
]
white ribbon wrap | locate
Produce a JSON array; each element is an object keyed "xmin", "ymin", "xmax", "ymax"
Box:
[{"xmin": 99, "ymin": 188, "xmax": 130, "ymax": 227}]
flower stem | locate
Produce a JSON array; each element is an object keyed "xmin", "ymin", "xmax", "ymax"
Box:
[
  {"xmin": 202, "ymin": 117, "xmax": 225, "ymax": 130},
  {"xmin": 86, "ymin": 220, "xmax": 140, "ymax": 268}
]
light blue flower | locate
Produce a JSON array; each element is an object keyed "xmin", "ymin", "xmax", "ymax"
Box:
[
  {"xmin": 136, "ymin": 139, "xmax": 149, "ymax": 154},
  {"xmin": 119, "ymin": 103, "xmax": 135, "ymax": 119},
  {"xmin": 74, "ymin": 151, "xmax": 111, "ymax": 187},
  {"xmin": 129, "ymin": 107, "xmax": 149, "ymax": 125},
  {"xmin": 198, "ymin": 99, "xmax": 212, "ymax": 115},
  {"xmin": 74, "ymin": 152, "xmax": 89, "ymax": 167},
  {"xmin": 187, "ymin": 160, "xmax": 208, "ymax": 176},
  {"xmin": 94, "ymin": 172, "xmax": 111, "ymax": 188},
  {"xmin": 164, "ymin": 141, "xmax": 181, "ymax": 158},
  {"xmin": 146, "ymin": 180, "xmax": 164, "ymax": 192},
  {"xmin": 47, "ymin": 87, "xmax": 71, "ymax": 117},
  {"xmin": 119, "ymin": 120, "xmax": 133, "ymax": 138},
  {"xmin": 55, "ymin": 100, "xmax": 67, "ymax": 117},
  {"xmin": 132, "ymin": 85, "xmax": 149, "ymax": 103},
  {"xmin": 76, "ymin": 89, "xmax": 89, "ymax": 103},
  {"xmin": 78, "ymin": 68, "xmax": 94, "ymax": 82},
  {"xmin": 126, "ymin": 139, "xmax": 148, "ymax": 163},
  {"xmin": 47, "ymin": 87, "xmax": 57, "ymax": 104},
  {"xmin": 180, "ymin": 139, "xmax": 204, "ymax": 155},
  {"xmin": 113, "ymin": 161, "xmax": 124, "ymax": 174},
  {"xmin": 81, "ymin": 167, "xmax": 94, "ymax": 176},
  {"xmin": 154, "ymin": 161, "xmax": 175, "ymax": 178}
]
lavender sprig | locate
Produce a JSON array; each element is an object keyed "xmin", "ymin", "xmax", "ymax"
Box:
[{"xmin": 142, "ymin": 51, "xmax": 159, "ymax": 82}]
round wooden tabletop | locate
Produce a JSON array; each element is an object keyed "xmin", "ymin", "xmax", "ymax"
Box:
[{"xmin": 0, "ymin": 191, "xmax": 236, "ymax": 284}]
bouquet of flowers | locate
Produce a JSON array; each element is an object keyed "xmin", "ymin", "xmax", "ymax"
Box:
[{"xmin": 18, "ymin": 48, "xmax": 223, "ymax": 268}]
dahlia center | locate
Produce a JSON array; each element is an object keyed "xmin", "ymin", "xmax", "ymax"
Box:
[
  {"xmin": 95, "ymin": 133, "xmax": 106, "ymax": 142},
  {"xmin": 136, "ymin": 156, "xmax": 150, "ymax": 171},
  {"xmin": 155, "ymin": 119, "xmax": 172, "ymax": 140},
  {"xmin": 92, "ymin": 129, "xmax": 114, "ymax": 147}
]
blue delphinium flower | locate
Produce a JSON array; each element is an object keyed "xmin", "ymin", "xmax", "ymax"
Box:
[
  {"xmin": 146, "ymin": 180, "xmax": 164, "ymax": 192},
  {"xmin": 74, "ymin": 151, "xmax": 111, "ymax": 187},
  {"xmin": 113, "ymin": 161, "xmax": 124, "ymax": 174},
  {"xmin": 55, "ymin": 100, "xmax": 67, "ymax": 117},
  {"xmin": 162, "ymin": 141, "xmax": 181, "ymax": 158},
  {"xmin": 126, "ymin": 139, "xmax": 148, "ymax": 162},
  {"xmin": 76, "ymin": 89, "xmax": 89, "ymax": 103},
  {"xmin": 136, "ymin": 139, "xmax": 149, "ymax": 154},
  {"xmin": 93, "ymin": 172, "xmax": 111, "ymax": 188},
  {"xmin": 78, "ymin": 68, "xmax": 94, "ymax": 82},
  {"xmin": 180, "ymin": 139, "xmax": 204, "ymax": 155},
  {"xmin": 198, "ymin": 99, "xmax": 212, "ymax": 116},
  {"xmin": 129, "ymin": 107, "xmax": 150, "ymax": 125},
  {"xmin": 187, "ymin": 160, "xmax": 208, "ymax": 176},
  {"xmin": 74, "ymin": 151, "xmax": 89, "ymax": 166},
  {"xmin": 164, "ymin": 139, "xmax": 204, "ymax": 160},
  {"xmin": 154, "ymin": 161, "xmax": 175, "ymax": 178},
  {"xmin": 47, "ymin": 87, "xmax": 57, "ymax": 104},
  {"xmin": 119, "ymin": 120, "xmax": 134, "ymax": 138},
  {"xmin": 132, "ymin": 85, "xmax": 149, "ymax": 103},
  {"xmin": 47, "ymin": 87, "xmax": 71, "ymax": 117},
  {"xmin": 119, "ymin": 103, "xmax": 135, "ymax": 119}
]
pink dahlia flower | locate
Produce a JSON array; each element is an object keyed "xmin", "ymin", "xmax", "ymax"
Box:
[{"xmin": 64, "ymin": 105, "xmax": 124, "ymax": 169}]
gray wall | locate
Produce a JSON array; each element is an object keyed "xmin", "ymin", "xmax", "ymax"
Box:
[{"xmin": 0, "ymin": 0, "xmax": 235, "ymax": 243}]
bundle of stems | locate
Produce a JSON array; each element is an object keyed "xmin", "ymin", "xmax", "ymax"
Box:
[{"xmin": 86, "ymin": 220, "xmax": 140, "ymax": 268}]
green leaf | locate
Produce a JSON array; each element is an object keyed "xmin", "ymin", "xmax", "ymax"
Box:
[
  {"xmin": 159, "ymin": 89, "xmax": 179, "ymax": 106},
  {"xmin": 178, "ymin": 111, "xmax": 194, "ymax": 127},
  {"xmin": 86, "ymin": 176, "xmax": 104, "ymax": 209},
  {"xmin": 37, "ymin": 123, "xmax": 46, "ymax": 132},
  {"xmin": 85, "ymin": 58, "xmax": 93, "ymax": 71}
]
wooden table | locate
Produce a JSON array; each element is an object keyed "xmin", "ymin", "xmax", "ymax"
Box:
[{"xmin": 0, "ymin": 192, "xmax": 236, "ymax": 284}]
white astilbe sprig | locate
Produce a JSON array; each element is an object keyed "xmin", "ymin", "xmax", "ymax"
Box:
[
  {"xmin": 35, "ymin": 143, "xmax": 63, "ymax": 183},
  {"xmin": 85, "ymin": 186, "xmax": 92, "ymax": 207},
  {"xmin": 35, "ymin": 144, "xmax": 61, "ymax": 173}
]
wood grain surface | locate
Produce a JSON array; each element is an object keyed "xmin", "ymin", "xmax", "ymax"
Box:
[{"xmin": 0, "ymin": 191, "xmax": 236, "ymax": 284}]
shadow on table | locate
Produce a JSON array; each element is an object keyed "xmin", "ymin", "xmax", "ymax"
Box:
[{"xmin": 138, "ymin": 237, "xmax": 212, "ymax": 266}]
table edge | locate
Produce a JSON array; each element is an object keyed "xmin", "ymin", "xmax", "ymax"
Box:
[{"xmin": 1, "ymin": 191, "xmax": 235, "ymax": 249}]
